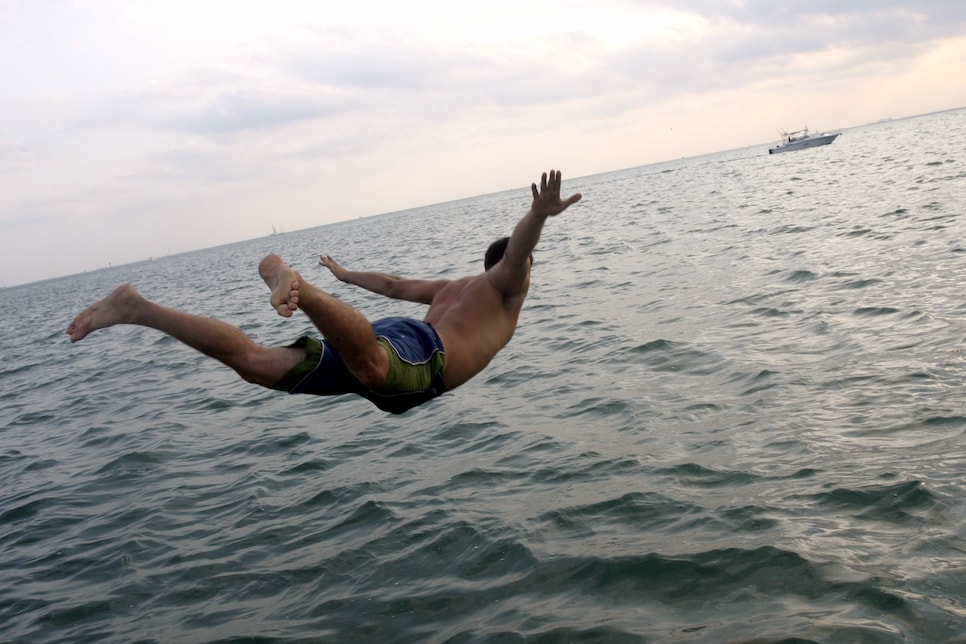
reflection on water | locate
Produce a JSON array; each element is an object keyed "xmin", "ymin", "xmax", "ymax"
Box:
[{"xmin": 1, "ymin": 109, "xmax": 965, "ymax": 641}]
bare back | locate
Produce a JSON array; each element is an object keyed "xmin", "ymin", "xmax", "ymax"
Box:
[
  {"xmin": 423, "ymin": 273, "xmax": 527, "ymax": 390},
  {"xmin": 319, "ymin": 170, "xmax": 580, "ymax": 395}
]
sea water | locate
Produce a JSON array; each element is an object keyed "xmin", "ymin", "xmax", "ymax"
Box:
[{"xmin": 1, "ymin": 109, "xmax": 964, "ymax": 642}]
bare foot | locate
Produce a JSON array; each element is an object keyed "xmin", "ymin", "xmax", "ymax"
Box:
[
  {"xmin": 259, "ymin": 254, "xmax": 300, "ymax": 317},
  {"xmin": 66, "ymin": 284, "xmax": 144, "ymax": 342}
]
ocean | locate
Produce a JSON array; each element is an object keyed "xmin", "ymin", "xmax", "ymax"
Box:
[{"xmin": 1, "ymin": 108, "xmax": 964, "ymax": 642}]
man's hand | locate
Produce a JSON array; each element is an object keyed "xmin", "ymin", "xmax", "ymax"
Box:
[
  {"xmin": 319, "ymin": 255, "xmax": 348, "ymax": 282},
  {"xmin": 531, "ymin": 169, "xmax": 582, "ymax": 218}
]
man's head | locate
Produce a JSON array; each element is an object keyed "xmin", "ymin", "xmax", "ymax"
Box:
[{"xmin": 484, "ymin": 237, "xmax": 533, "ymax": 271}]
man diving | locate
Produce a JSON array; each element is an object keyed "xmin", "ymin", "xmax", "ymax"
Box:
[{"xmin": 67, "ymin": 170, "xmax": 582, "ymax": 413}]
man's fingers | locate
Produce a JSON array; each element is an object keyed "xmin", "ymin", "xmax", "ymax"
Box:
[
  {"xmin": 545, "ymin": 169, "xmax": 563, "ymax": 196},
  {"xmin": 535, "ymin": 170, "xmax": 572, "ymax": 202}
]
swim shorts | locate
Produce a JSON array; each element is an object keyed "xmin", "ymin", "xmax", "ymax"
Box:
[{"xmin": 272, "ymin": 317, "xmax": 446, "ymax": 414}]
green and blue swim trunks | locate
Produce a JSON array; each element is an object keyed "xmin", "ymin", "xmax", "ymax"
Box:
[{"xmin": 272, "ymin": 317, "xmax": 446, "ymax": 414}]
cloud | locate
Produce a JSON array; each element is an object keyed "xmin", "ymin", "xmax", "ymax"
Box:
[
  {"xmin": 0, "ymin": 137, "xmax": 31, "ymax": 170},
  {"xmin": 173, "ymin": 90, "xmax": 341, "ymax": 137},
  {"xmin": 1, "ymin": 0, "xmax": 965, "ymax": 287}
]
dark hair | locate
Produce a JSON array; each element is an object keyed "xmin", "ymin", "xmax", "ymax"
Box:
[
  {"xmin": 484, "ymin": 237, "xmax": 534, "ymax": 271},
  {"xmin": 484, "ymin": 237, "xmax": 510, "ymax": 270}
]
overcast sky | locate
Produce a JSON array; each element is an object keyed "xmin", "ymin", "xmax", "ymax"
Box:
[{"xmin": 2, "ymin": 1, "xmax": 965, "ymax": 286}]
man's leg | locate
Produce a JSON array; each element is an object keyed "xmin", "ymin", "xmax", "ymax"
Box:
[
  {"xmin": 259, "ymin": 254, "xmax": 389, "ymax": 390},
  {"xmin": 67, "ymin": 283, "xmax": 303, "ymax": 388}
]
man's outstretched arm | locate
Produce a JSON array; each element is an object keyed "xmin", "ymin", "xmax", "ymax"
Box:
[
  {"xmin": 488, "ymin": 170, "xmax": 582, "ymax": 296},
  {"xmin": 319, "ymin": 255, "xmax": 451, "ymax": 304}
]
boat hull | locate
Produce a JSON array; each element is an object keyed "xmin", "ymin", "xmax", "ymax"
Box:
[{"xmin": 769, "ymin": 132, "xmax": 840, "ymax": 154}]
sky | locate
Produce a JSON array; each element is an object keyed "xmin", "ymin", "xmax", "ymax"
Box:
[{"xmin": 2, "ymin": 1, "xmax": 965, "ymax": 287}]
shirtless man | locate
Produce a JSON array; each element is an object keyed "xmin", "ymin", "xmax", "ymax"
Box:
[{"xmin": 67, "ymin": 170, "xmax": 581, "ymax": 413}]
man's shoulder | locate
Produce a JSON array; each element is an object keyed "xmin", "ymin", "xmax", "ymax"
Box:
[
  {"xmin": 433, "ymin": 272, "xmax": 501, "ymax": 303},
  {"xmin": 447, "ymin": 273, "xmax": 487, "ymax": 290},
  {"xmin": 459, "ymin": 271, "xmax": 527, "ymax": 309}
]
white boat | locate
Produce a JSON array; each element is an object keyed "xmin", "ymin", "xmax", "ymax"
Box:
[{"xmin": 768, "ymin": 127, "xmax": 840, "ymax": 154}]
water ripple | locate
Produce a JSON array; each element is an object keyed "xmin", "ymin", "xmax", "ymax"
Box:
[{"xmin": 2, "ymin": 109, "xmax": 966, "ymax": 641}]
